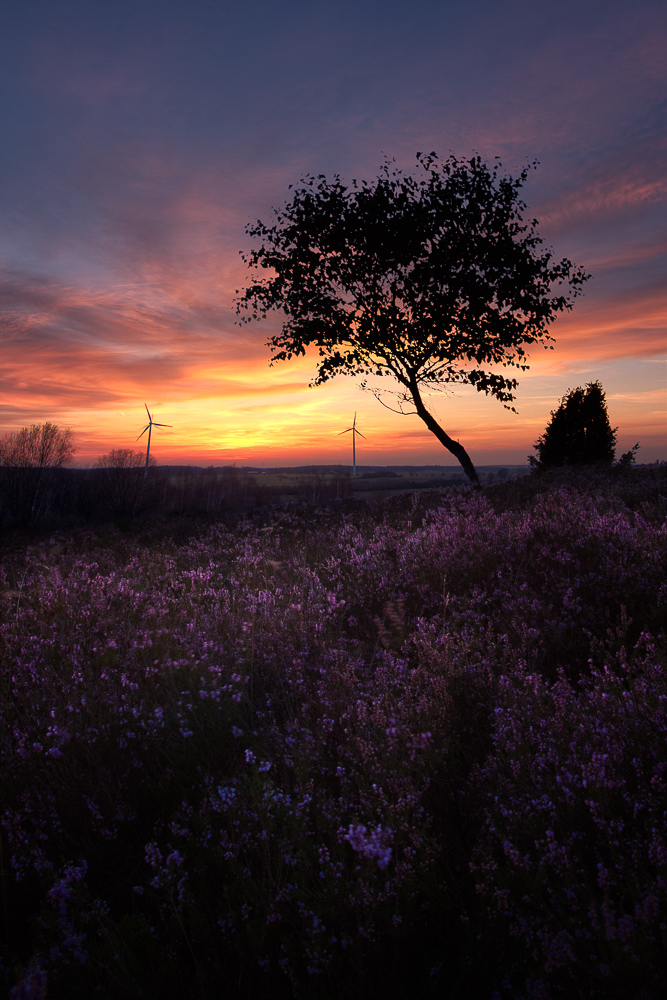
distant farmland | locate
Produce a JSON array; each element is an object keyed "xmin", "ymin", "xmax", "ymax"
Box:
[
  {"xmin": 215, "ymin": 464, "xmax": 528, "ymax": 504},
  {"xmin": 0, "ymin": 464, "xmax": 528, "ymax": 528}
]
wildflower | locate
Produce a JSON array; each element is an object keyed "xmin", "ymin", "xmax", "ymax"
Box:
[{"xmin": 344, "ymin": 824, "xmax": 393, "ymax": 869}]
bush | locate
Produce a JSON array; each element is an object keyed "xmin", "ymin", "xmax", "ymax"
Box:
[{"xmin": 530, "ymin": 382, "xmax": 617, "ymax": 470}]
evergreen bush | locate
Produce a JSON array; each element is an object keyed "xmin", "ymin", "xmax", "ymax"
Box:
[{"xmin": 530, "ymin": 381, "xmax": 617, "ymax": 469}]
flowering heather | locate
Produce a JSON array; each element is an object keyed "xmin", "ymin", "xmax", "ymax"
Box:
[
  {"xmin": 474, "ymin": 634, "xmax": 667, "ymax": 997},
  {"xmin": 0, "ymin": 466, "xmax": 665, "ymax": 999}
]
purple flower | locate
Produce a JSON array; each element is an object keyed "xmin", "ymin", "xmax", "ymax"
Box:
[{"xmin": 344, "ymin": 824, "xmax": 393, "ymax": 869}]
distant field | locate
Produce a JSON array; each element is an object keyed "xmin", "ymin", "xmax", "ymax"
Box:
[
  {"xmin": 234, "ymin": 464, "xmax": 529, "ymax": 503},
  {"xmin": 0, "ymin": 463, "xmax": 530, "ymax": 529}
]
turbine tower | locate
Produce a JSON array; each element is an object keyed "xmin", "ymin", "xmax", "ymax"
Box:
[
  {"xmin": 338, "ymin": 411, "xmax": 366, "ymax": 477},
  {"xmin": 137, "ymin": 404, "xmax": 172, "ymax": 477}
]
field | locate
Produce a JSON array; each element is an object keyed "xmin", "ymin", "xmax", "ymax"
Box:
[
  {"xmin": 0, "ymin": 463, "xmax": 526, "ymax": 528},
  {"xmin": 0, "ymin": 463, "xmax": 665, "ymax": 999},
  {"xmin": 244, "ymin": 465, "xmax": 523, "ymax": 505}
]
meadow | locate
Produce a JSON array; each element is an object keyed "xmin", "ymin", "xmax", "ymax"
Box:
[{"xmin": 0, "ymin": 463, "xmax": 665, "ymax": 999}]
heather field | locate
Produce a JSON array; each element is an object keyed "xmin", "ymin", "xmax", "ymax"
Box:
[{"xmin": 1, "ymin": 465, "xmax": 665, "ymax": 1000}]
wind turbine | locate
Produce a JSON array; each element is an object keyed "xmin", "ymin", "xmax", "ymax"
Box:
[
  {"xmin": 338, "ymin": 411, "xmax": 366, "ymax": 477},
  {"xmin": 137, "ymin": 404, "xmax": 172, "ymax": 477}
]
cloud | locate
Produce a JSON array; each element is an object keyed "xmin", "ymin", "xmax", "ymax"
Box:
[
  {"xmin": 536, "ymin": 122, "xmax": 667, "ymax": 234},
  {"xmin": 0, "ymin": 266, "xmax": 268, "ymax": 407},
  {"xmin": 542, "ymin": 284, "xmax": 666, "ymax": 363}
]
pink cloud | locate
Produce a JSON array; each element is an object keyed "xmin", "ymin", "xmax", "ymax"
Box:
[
  {"xmin": 547, "ymin": 287, "xmax": 666, "ymax": 362},
  {"xmin": 538, "ymin": 165, "xmax": 667, "ymax": 232}
]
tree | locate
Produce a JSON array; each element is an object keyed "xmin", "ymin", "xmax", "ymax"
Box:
[
  {"xmin": 236, "ymin": 153, "xmax": 589, "ymax": 485},
  {"xmin": 95, "ymin": 448, "xmax": 156, "ymax": 519},
  {"xmin": 529, "ymin": 381, "xmax": 617, "ymax": 469},
  {"xmin": 0, "ymin": 422, "xmax": 75, "ymax": 525}
]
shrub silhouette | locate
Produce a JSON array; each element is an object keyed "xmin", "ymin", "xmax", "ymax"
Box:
[{"xmin": 530, "ymin": 381, "xmax": 617, "ymax": 469}]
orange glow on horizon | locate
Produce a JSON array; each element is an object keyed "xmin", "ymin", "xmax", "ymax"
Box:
[{"xmin": 1, "ymin": 181, "xmax": 664, "ymax": 467}]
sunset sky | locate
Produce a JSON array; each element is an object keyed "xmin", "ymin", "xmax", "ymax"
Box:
[{"xmin": 1, "ymin": 0, "xmax": 665, "ymax": 467}]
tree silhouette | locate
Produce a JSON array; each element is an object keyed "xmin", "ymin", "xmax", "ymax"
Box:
[
  {"xmin": 236, "ymin": 153, "xmax": 589, "ymax": 485},
  {"xmin": 0, "ymin": 422, "xmax": 75, "ymax": 524},
  {"xmin": 530, "ymin": 381, "xmax": 617, "ymax": 469},
  {"xmin": 95, "ymin": 448, "xmax": 156, "ymax": 519}
]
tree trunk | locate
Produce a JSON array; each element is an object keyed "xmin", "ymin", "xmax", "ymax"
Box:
[{"xmin": 408, "ymin": 379, "xmax": 480, "ymax": 486}]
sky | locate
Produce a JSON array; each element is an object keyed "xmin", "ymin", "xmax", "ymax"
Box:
[{"xmin": 0, "ymin": 0, "xmax": 665, "ymax": 467}]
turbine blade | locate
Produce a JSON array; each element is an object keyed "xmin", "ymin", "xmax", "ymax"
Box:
[
  {"xmin": 356, "ymin": 430, "xmax": 367, "ymax": 439},
  {"xmin": 145, "ymin": 403, "xmax": 150, "ymax": 417},
  {"xmin": 137, "ymin": 426, "xmax": 149, "ymax": 439},
  {"xmin": 338, "ymin": 428, "xmax": 352, "ymax": 435},
  {"xmin": 153, "ymin": 422, "xmax": 172, "ymax": 428}
]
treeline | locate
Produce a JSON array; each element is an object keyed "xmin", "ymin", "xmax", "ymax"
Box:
[
  {"xmin": 0, "ymin": 424, "xmax": 355, "ymax": 529},
  {"xmin": 0, "ymin": 463, "xmax": 265, "ymax": 529}
]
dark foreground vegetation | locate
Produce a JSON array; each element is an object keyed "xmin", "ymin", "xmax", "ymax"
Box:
[
  {"xmin": 0, "ymin": 462, "xmax": 521, "ymax": 529},
  {"xmin": 0, "ymin": 463, "xmax": 273, "ymax": 528},
  {"xmin": 0, "ymin": 463, "xmax": 665, "ymax": 999}
]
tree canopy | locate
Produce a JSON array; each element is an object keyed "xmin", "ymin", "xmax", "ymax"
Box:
[
  {"xmin": 236, "ymin": 153, "xmax": 589, "ymax": 484},
  {"xmin": 530, "ymin": 381, "xmax": 618, "ymax": 469}
]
